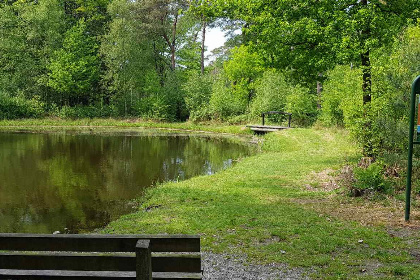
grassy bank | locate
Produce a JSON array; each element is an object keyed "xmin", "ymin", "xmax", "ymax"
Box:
[
  {"xmin": 0, "ymin": 118, "xmax": 249, "ymax": 135},
  {"xmin": 96, "ymin": 127, "xmax": 420, "ymax": 279}
]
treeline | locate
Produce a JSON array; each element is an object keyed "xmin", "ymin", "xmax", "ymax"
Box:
[{"xmin": 1, "ymin": 0, "xmax": 420, "ymax": 156}]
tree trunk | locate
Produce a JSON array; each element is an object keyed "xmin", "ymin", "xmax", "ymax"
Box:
[
  {"xmin": 162, "ymin": 12, "xmax": 178, "ymax": 71},
  {"xmin": 201, "ymin": 20, "xmax": 206, "ymax": 75},
  {"xmin": 360, "ymin": 0, "xmax": 374, "ymax": 157},
  {"xmin": 361, "ymin": 50, "xmax": 371, "ymax": 104},
  {"xmin": 170, "ymin": 45, "xmax": 176, "ymax": 70},
  {"xmin": 170, "ymin": 13, "xmax": 179, "ymax": 71},
  {"xmin": 360, "ymin": 0, "xmax": 371, "ymax": 104},
  {"xmin": 316, "ymin": 73, "xmax": 323, "ymax": 109},
  {"xmin": 361, "ymin": 49, "xmax": 373, "ymax": 157}
]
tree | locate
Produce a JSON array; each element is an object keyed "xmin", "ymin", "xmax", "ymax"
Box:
[
  {"xmin": 223, "ymin": 45, "xmax": 264, "ymax": 105},
  {"xmin": 102, "ymin": 0, "xmax": 158, "ymax": 115},
  {"xmin": 216, "ymin": 0, "xmax": 418, "ymax": 155},
  {"xmin": 0, "ymin": 0, "xmax": 65, "ymax": 99},
  {"xmin": 48, "ymin": 19, "xmax": 100, "ymax": 106},
  {"xmin": 59, "ymin": 0, "xmax": 111, "ymax": 36},
  {"xmin": 188, "ymin": 0, "xmax": 221, "ymax": 74},
  {"xmin": 129, "ymin": 0, "xmax": 190, "ymax": 71}
]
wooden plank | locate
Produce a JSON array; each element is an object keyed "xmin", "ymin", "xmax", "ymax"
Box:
[
  {"xmin": 152, "ymin": 272, "xmax": 202, "ymax": 280},
  {"xmin": 0, "ymin": 253, "xmax": 201, "ymax": 273},
  {"xmin": 0, "ymin": 269, "xmax": 135, "ymax": 279},
  {"xmin": 0, "ymin": 252, "xmax": 134, "ymax": 271},
  {"xmin": 246, "ymin": 125, "xmax": 288, "ymax": 129},
  {"xmin": 250, "ymin": 128, "xmax": 278, "ymax": 132},
  {"xmin": 0, "ymin": 234, "xmax": 200, "ymax": 253},
  {"xmin": 0, "ymin": 270, "xmax": 202, "ymax": 280},
  {"xmin": 152, "ymin": 255, "xmax": 201, "ymax": 273}
]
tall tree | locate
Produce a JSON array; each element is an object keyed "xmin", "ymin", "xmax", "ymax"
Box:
[
  {"xmin": 216, "ymin": 0, "xmax": 418, "ymax": 155},
  {"xmin": 102, "ymin": 0, "xmax": 158, "ymax": 115},
  {"xmin": 188, "ymin": 0, "xmax": 220, "ymax": 74},
  {"xmin": 132, "ymin": 0, "xmax": 190, "ymax": 71},
  {"xmin": 48, "ymin": 19, "xmax": 100, "ymax": 106},
  {"xmin": 59, "ymin": 0, "xmax": 111, "ymax": 35},
  {"xmin": 0, "ymin": 0, "xmax": 65, "ymax": 99}
]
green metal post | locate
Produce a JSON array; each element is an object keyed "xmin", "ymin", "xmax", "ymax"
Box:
[{"xmin": 405, "ymin": 75, "xmax": 420, "ymax": 221}]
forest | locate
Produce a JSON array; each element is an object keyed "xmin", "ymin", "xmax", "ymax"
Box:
[{"xmin": 1, "ymin": 0, "xmax": 420, "ymax": 159}]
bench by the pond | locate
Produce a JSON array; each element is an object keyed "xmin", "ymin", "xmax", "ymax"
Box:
[
  {"xmin": 0, "ymin": 233, "xmax": 202, "ymax": 280},
  {"xmin": 247, "ymin": 111, "xmax": 292, "ymax": 134}
]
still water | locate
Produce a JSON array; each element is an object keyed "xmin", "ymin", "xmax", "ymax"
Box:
[{"xmin": 0, "ymin": 131, "xmax": 253, "ymax": 233}]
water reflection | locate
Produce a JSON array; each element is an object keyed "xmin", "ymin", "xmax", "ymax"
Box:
[{"xmin": 0, "ymin": 132, "xmax": 252, "ymax": 233}]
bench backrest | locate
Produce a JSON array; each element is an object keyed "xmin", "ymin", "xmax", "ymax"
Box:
[
  {"xmin": 0, "ymin": 234, "xmax": 201, "ymax": 278},
  {"xmin": 0, "ymin": 233, "xmax": 200, "ymax": 252}
]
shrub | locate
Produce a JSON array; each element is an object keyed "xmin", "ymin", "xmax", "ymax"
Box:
[
  {"xmin": 250, "ymin": 69, "xmax": 289, "ymax": 119},
  {"xmin": 136, "ymin": 93, "xmax": 172, "ymax": 121},
  {"xmin": 0, "ymin": 93, "xmax": 44, "ymax": 119},
  {"xmin": 209, "ymin": 73, "xmax": 246, "ymax": 120},
  {"xmin": 320, "ymin": 65, "xmax": 363, "ymax": 128},
  {"xmin": 351, "ymin": 161, "xmax": 391, "ymax": 196},
  {"xmin": 250, "ymin": 69, "xmax": 316, "ymax": 126},
  {"xmin": 368, "ymin": 23, "xmax": 420, "ymax": 154},
  {"xmin": 286, "ymin": 87, "xmax": 317, "ymax": 126},
  {"xmin": 321, "ymin": 24, "xmax": 420, "ymax": 155},
  {"xmin": 183, "ymin": 72, "xmax": 212, "ymax": 121},
  {"xmin": 54, "ymin": 104, "xmax": 116, "ymax": 119}
]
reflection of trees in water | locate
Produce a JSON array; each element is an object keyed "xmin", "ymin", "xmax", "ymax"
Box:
[{"xmin": 0, "ymin": 133, "xmax": 251, "ymax": 233}]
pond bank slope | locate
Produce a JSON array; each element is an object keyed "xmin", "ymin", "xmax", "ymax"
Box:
[{"xmin": 101, "ymin": 128, "xmax": 419, "ymax": 278}]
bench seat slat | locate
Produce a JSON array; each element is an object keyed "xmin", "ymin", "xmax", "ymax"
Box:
[
  {"xmin": 0, "ymin": 253, "xmax": 202, "ymax": 273},
  {"xmin": 0, "ymin": 270, "xmax": 202, "ymax": 280},
  {"xmin": 153, "ymin": 272, "xmax": 203, "ymax": 280},
  {"xmin": 0, "ymin": 253, "xmax": 134, "ymax": 271},
  {"xmin": 0, "ymin": 234, "xmax": 200, "ymax": 253},
  {"xmin": 0, "ymin": 269, "xmax": 135, "ymax": 279}
]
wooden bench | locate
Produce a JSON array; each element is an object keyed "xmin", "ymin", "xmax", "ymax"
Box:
[{"xmin": 0, "ymin": 233, "xmax": 202, "ymax": 280}]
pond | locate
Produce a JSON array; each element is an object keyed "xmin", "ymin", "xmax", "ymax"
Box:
[{"xmin": 0, "ymin": 130, "xmax": 254, "ymax": 233}]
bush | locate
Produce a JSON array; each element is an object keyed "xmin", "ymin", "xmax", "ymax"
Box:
[
  {"xmin": 286, "ymin": 87, "xmax": 317, "ymax": 126},
  {"xmin": 54, "ymin": 104, "xmax": 116, "ymax": 119},
  {"xmin": 0, "ymin": 93, "xmax": 44, "ymax": 119},
  {"xmin": 158, "ymin": 71, "xmax": 188, "ymax": 121},
  {"xmin": 135, "ymin": 93, "xmax": 172, "ymax": 121},
  {"xmin": 351, "ymin": 161, "xmax": 391, "ymax": 196},
  {"xmin": 320, "ymin": 65, "xmax": 363, "ymax": 128},
  {"xmin": 250, "ymin": 69, "xmax": 289, "ymax": 119},
  {"xmin": 183, "ymin": 72, "xmax": 212, "ymax": 122},
  {"xmin": 225, "ymin": 114, "xmax": 249, "ymax": 125},
  {"xmin": 250, "ymin": 69, "xmax": 316, "ymax": 126},
  {"xmin": 369, "ymin": 23, "xmax": 420, "ymax": 154},
  {"xmin": 209, "ymin": 73, "xmax": 246, "ymax": 120}
]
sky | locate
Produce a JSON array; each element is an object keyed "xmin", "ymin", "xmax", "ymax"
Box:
[
  {"xmin": 204, "ymin": 27, "xmax": 227, "ymax": 63},
  {"xmin": 205, "ymin": 27, "xmax": 226, "ymax": 54}
]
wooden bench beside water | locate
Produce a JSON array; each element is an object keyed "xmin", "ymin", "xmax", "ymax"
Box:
[
  {"xmin": 0, "ymin": 233, "xmax": 202, "ymax": 280},
  {"xmin": 246, "ymin": 111, "xmax": 292, "ymax": 134}
]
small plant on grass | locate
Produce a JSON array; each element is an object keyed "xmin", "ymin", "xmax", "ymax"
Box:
[{"xmin": 351, "ymin": 161, "xmax": 392, "ymax": 196}]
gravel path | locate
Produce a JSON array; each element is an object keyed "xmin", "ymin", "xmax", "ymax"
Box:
[{"xmin": 202, "ymin": 252, "xmax": 311, "ymax": 280}]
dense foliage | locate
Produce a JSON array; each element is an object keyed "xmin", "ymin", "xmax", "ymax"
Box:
[{"xmin": 1, "ymin": 0, "xmax": 420, "ymax": 157}]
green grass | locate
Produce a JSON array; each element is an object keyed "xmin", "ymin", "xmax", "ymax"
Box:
[
  {"xmin": 0, "ymin": 118, "xmax": 249, "ymax": 135},
  {"xmin": 97, "ymin": 127, "xmax": 420, "ymax": 279}
]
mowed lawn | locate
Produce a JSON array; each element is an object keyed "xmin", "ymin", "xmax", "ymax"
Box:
[{"xmin": 100, "ymin": 127, "xmax": 420, "ymax": 279}]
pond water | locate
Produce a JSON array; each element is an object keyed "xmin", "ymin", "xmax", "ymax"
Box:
[{"xmin": 0, "ymin": 130, "xmax": 254, "ymax": 233}]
